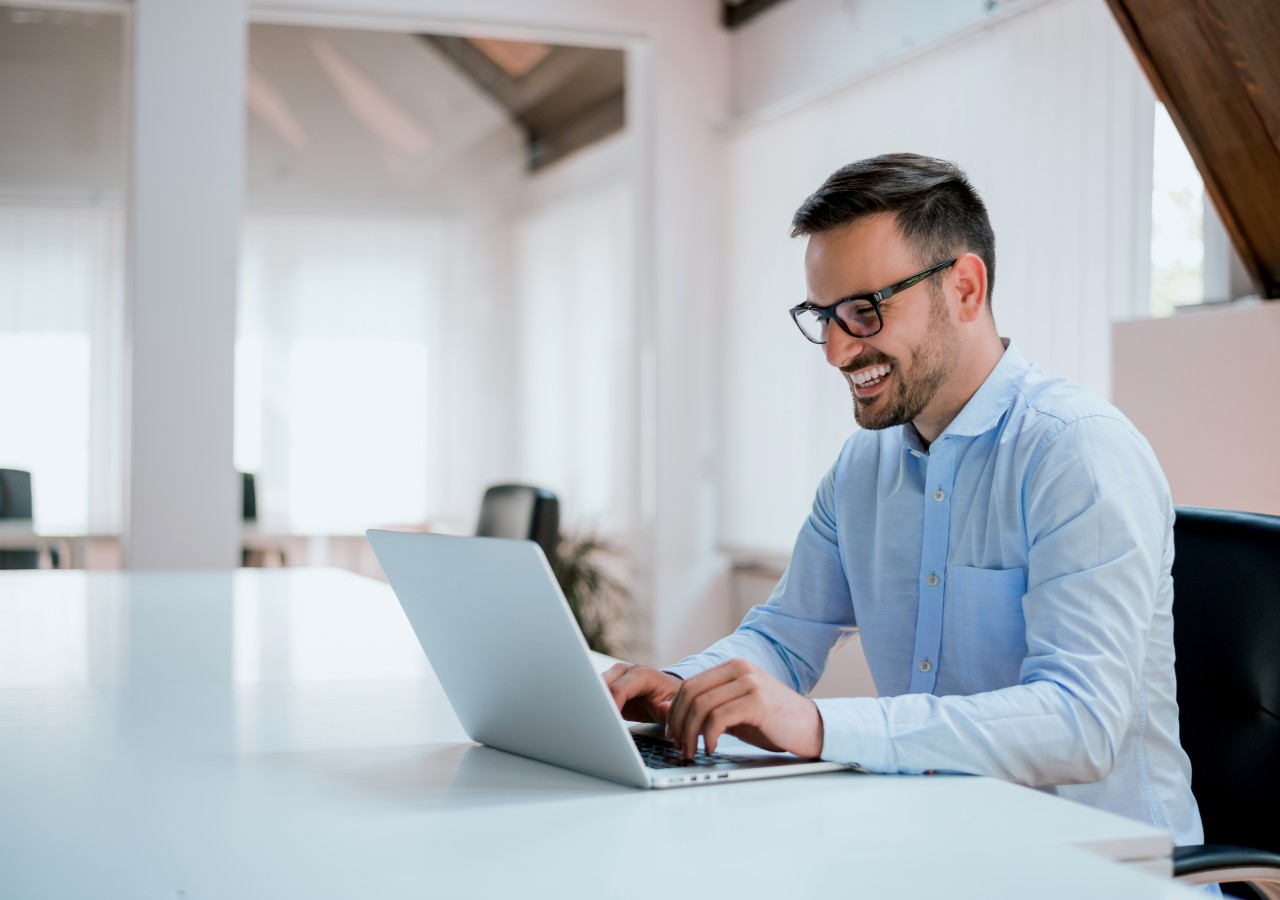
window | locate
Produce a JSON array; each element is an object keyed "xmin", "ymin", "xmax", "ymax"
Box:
[
  {"xmin": 1150, "ymin": 102, "xmax": 1205, "ymax": 316},
  {"xmin": 0, "ymin": 207, "xmax": 124, "ymax": 530},
  {"xmin": 514, "ymin": 181, "xmax": 633, "ymax": 534},
  {"xmin": 236, "ymin": 215, "xmax": 441, "ymax": 533},
  {"xmin": 0, "ymin": 9, "xmax": 127, "ymax": 534}
]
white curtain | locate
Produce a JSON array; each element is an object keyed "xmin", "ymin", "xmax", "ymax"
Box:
[
  {"xmin": 0, "ymin": 205, "xmax": 124, "ymax": 531},
  {"xmin": 236, "ymin": 214, "xmax": 444, "ymax": 534},
  {"xmin": 514, "ymin": 182, "xmax": 634, "ymax": 535},
  {"xmin": 718, "ymin": 0, "xmax": 1156, "ymax": 554}
]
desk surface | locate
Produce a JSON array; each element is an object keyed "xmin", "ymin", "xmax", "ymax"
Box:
[{"xmin": 0, "ymin": 570, "xmax": 1199, "ymax": 899}]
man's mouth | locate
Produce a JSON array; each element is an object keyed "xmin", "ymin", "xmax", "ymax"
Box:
[{"xmin": 847, "ymin": 363, "xmax": 892, "ymax": 398}]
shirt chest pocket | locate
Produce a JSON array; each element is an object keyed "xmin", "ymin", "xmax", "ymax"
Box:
[{"xmin": 946, "ymin": 565, "xmax": 1029, "ymax": 674}]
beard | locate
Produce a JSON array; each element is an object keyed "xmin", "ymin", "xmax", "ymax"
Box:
[{"xmin": 848, "ymin": 290, "xmax": 958, "ymax": 431}]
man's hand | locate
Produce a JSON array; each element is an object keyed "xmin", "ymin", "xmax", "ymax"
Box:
[
  {"xmin": 603, "ymin": 663, "xmax": 682, "ymax": 725},
  {"xmin": 665, "ymin": 659, "xmax": 824, "ymax": 760}
]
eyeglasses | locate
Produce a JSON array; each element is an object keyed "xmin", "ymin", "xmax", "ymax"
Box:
[{"xmin": 789, "ymin": 259, "xmax": 956, "ymax": 344}]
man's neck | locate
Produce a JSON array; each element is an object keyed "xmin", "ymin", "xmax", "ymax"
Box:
[{"xmin": 913, "ymin": 335, "xmax": 1008, "ymax": 446}]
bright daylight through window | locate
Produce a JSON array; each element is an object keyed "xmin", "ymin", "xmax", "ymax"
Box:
[
  {"xmin": 1149, "ymin": 102, "xmax": 1205, "ymax": 317},
  {"xmin": 0, "ymin": 10, "xmax": 126, "ymax": 535}
]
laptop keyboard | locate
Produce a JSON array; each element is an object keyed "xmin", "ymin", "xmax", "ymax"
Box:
[{"xmin": 633, "ymin": 733, "xmax": 755, "ymax": 768}]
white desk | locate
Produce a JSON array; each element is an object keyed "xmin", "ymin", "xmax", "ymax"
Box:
[{"xmin": 0, "ymin": 570, "xmax": 1200, "ymax": 899}]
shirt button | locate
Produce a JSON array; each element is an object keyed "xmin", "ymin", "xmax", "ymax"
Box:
[
  {"xmin": 933, "ymin": 489, "xmax": 945, "ymax": 502},
  {"xmin": 926, "ymin": 573, "xmax": 940, "ymax": 587},
  {"xmin": 919, "ymin": 659, "xmax": 932, "ymax": 673}
]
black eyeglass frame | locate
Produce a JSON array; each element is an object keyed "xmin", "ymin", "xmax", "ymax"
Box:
[{"xmin": 789, "ymin": 258, "xmax": 957, "ymax": 344}]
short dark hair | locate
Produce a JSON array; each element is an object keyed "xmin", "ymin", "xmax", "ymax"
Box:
[{"xmin": 791, "ymin": 153, "xmax": 996, "ymax": 304}]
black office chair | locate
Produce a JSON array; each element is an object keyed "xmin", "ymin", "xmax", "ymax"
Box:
[
  {"xmin": 476, "ymin": 484, "xmax": 560, "ymax": 567},
  {"xmin": 240, "ymin": 472, "xmax": 258, "ymax": 567},
  {"xmin": 1170, "ymin": 506, "xmax": 1280, "ymax": 899},
  {"xmin": 239, "ymin": 472, "xmax": 286, "ymax": 567},
  {"xmin": 242, "ymin": 472, "xmax": 258, "ymax": 524},
  {"xmin": 0, "ymin": 468, "xmax": 41, "ymax": 570}
]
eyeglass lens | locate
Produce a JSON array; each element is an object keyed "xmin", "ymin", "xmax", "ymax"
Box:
[{"xmin": 794, "ymin": 298, "xmax": 880, "ymax": 342}]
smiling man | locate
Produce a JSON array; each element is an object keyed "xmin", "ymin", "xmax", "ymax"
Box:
[{"xmin": 605, "ymin": 153, "xmax": 1205, "ymax": 845}]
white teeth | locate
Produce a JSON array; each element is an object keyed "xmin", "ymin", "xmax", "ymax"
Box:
[{"xmin": 851, "ymin": 364, "xmax": 891, "ymax": 385}]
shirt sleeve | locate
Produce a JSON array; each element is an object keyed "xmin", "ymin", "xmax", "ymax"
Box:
[
  {"xmin": 814, "ymin": 415, "xmax": 1170, "ymax": 785},
  {"xmin": 664, "ymin": 452, "xmax": 859, "ymax": 693}
]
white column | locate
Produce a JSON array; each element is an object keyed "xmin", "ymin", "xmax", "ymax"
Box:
[
  {"xmin": 642, "ymin": 26, "xmax": 733, "ymax": 664},
  {"xmin": 125, "ymin": 0, "xmax": 246, "ymax": 569}
]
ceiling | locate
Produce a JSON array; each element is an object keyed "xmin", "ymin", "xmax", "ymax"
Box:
[{"xmin": 419, "ymin": 34, "xmax": 624, "ymax": 172}]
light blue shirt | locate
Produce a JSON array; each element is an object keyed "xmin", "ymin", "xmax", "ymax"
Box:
[{"xmin": 669, "ymin": 341, "xmax": 1204, "ymax": 846}]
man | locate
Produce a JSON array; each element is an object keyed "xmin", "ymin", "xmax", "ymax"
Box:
[{"xmin": 606, "ymin": 153, "xmax": 1204, "ymax": 845}]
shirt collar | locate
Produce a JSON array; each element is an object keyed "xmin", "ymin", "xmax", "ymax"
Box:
[{"xmin": 902, "ymin": 338, "xmax": 1029, "ymax": 450}]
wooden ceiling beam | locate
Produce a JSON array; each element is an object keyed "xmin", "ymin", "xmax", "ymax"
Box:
[{"xmin": 1105, "ymin": 0, "xmax": 1280, "ymax": 298}]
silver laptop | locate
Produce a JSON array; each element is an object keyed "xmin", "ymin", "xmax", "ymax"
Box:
[{"xmin": 367, "ymin": 529, "xmax": 855, "ymax": 789}]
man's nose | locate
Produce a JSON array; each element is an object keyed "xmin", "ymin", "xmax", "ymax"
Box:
[{"xmin": 824, "ymin": 326, "xmax": 865, "ymax": 369}]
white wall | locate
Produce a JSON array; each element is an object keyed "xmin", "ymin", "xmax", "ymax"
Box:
[
  {"xmin": 1113, "ymin": 302, "xmax": 1280, "ymax": 517},
  {"xmin": 719, "ymin": 0, "xmax": 1155, "ymax": 556},
  {"xmin": 731, "ymin": 0, "xmax": 1030, "ymax": 121}
]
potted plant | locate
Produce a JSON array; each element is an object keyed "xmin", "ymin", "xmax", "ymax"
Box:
[{"xmin": 551, "ymin": 529, "xmax": 631, "ymax": 657}]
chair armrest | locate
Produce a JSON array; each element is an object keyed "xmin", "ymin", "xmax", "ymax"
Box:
[{"xmin": 1174, "ymin": 844, "xmax": 1280, "ymax": 900}]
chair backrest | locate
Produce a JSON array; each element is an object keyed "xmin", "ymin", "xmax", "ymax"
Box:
[
  {"xmin": 0, "ymin": 469, "xmax": 38, "ymax": 568},
  {"xmin": 0, "ymin": 469, "xmax": 34, "ymax": 520},
  {"xmin": 1172, "ymin": 506, "xmax": 1280, "ymax": 853},
  {"xmin": 241, "ymin": 472, "xmax": 257, "ymax": 523},
  {"xmin": 476, "ymin": 484, "xmax": 559, "ymax": 567}
]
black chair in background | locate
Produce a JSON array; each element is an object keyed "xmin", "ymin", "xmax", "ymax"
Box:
[
  {"xmin": 1170, "ymin": 506, "xmax": 1280, "ymax": 899},
  {"xmin": 240, "ymin": 472, "xmax": 257, "ymax": 567},
  {"xmin": 476, "ymin": 484, "xmax": 559, "ymax": 567},
  {"xmin": 1, "ymin": 468, "xmax": 42, "ymax": 570},
  {"xmin": 239, "ymin": 472, "xmax": 286, "ymax": 567},
  {"xmin": 0, "ymin": 468, "xmax": 33, "ymax": 520},
  {"xmin": 242, "ymin": 472, "xmax": 257, "ymax": 524}
]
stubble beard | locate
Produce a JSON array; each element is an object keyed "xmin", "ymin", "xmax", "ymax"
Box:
[{"xmin": 851, "ymin": 291, "xmax": 958, "ymax": 431}]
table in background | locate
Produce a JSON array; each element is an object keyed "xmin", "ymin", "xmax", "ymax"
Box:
[
  {"xmin": 0, "ymin": 520, "xmax": 125, "ymax": 569},
  {"xmin": 0, "ymin": 522, "xmax": 397, "ymax": 573},
  {"xmin": 0, "ymin": 569, "xmax": 1201, "ymax": 899}
]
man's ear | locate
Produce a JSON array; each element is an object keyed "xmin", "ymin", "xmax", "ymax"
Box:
[{"xmin": 950, "ymin": 253, "xmax": 988, "ymax": 324}]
